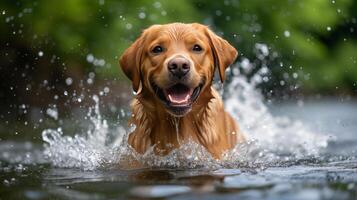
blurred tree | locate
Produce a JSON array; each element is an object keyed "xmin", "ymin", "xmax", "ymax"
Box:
[
  {"xmin": 0, "ymin": 0, "xmax": 201, "ymax": 116},
  {"xmin": 0, "ymin": 0, "xmax": 356, "ymax": 112},
  {"xmin": 192, "ymin": 0, "xmax": 357, "ymax": 96}
]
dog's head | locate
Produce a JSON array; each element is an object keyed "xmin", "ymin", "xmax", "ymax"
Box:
[{"xmin": 120, "ymin": 23, "xmax": 237, "ymax": 117}]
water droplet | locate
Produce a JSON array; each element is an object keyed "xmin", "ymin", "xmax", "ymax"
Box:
[
  {"xmin": 92, "ymin": 94, "xmax": 99, "ymax": 103},
  {"xmin": 255, "ymin": 43, "xmax": 269, "ymax": 57},
  {"xmin": 3, "ymin": 179, "xmax": 10, "ymax": 186},
  {"xmin": 86, "ymin": 54, "xmax": 94, "ymax": 63},
  {"xmin": 284, "ymin": 30, "xmax": 290, "ymax": 37},
  {"xmin": 88, "ymin": 72, "xmax": 95, "ymax": 79},
  {"xmin": 97, "ymin": 59, "xmax": 105, "ymax": 67},
  {"xmin": 126, "ymin": 23, "xmax": 132, "ymax": 30},
  {"xmin": 65, "ymin": 77, "xmax": 73, "ymax": 86},
  {"xmin": 153, "ymin": 2, "xmax": 161, "ymax": 8},
  {"xmin": 103, "ymin": 87, "xmax": 110, "ymax": 93},
  {"xmin": 87, "ymin": 78, "xmax": 93, "ymax": 85},
  {"xmin": 293, "ymin": 72, "xmax": 298, "ymax": 79},
  {"xmin": 46, "ymin": 107, "xmax": 58, "ymax": 120},
  {"xmin": 138, "ymin": 12, "xmax": 146, "ymax": 19}
]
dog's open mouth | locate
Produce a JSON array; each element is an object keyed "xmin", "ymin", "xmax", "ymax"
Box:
[
  {"xmin": 152, "ymin": 82, "xmax": 203, "ymax": 116},
  {"xmin": 165, "ymin": 84, "xmax": 194, "ymax": 106}
]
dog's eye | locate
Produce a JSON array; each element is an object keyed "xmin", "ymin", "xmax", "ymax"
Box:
[
  {"xmin": 192, "ymin": 44, "xmax": 203, "ymax": 52},
  {"xmin": 151, "ymin": 46, "xmax": 164, "ymax": 54}
]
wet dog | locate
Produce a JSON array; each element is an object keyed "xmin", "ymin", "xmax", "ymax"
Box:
[{"xmin": 120, "ymin": 23, "xmax": 244, "ymax": 159}]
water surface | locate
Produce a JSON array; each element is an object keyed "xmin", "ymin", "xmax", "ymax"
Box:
[{"xmin": 1, "ymin": 99, "xmax": 356, "ymax": 200}]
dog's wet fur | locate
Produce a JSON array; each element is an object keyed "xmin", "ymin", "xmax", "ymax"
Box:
[{"xmin": 120, "ymin": 23, "xmax": 245, "ymax": 159}]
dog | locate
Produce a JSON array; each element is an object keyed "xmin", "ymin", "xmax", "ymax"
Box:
[{"xmin": 119, "ymin": 23, "xmax": 244, "ymax": 159}]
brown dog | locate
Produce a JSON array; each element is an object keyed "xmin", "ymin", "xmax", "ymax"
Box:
[{"xmin": 120, "ymin": 23, "xmax": 244, "ymax": 159}]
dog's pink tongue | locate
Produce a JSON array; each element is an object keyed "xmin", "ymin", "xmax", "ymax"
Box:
[
  {"xmin": 168, "ymin": 93, "xmax": 190, "ymax": 104},
  {"xmin": 166, "ymin": 85, "xmax": 191, "ymax": 104}
]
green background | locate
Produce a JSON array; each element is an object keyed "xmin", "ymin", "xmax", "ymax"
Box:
[{"xmin": 1, "ymin": 0, "xmax": 356, "ymax": 111}]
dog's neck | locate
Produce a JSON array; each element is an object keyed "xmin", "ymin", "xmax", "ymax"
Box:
[{"xmin": 128, "ymin": 86, "xmax": 222, "ymax": 155}]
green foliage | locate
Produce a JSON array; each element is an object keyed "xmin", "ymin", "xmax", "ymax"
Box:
[
  {"xmin": 1, "ymin": 0, "xmax": 356, "ymax": 94},
  {"xmin": 193, "ymin": 0, "xmax": 356, "ymax": 93}
]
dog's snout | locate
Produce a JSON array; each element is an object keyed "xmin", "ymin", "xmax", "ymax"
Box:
[{"xmin": 168, "ymin": 57, "xmax": 190, "ymax": 79}]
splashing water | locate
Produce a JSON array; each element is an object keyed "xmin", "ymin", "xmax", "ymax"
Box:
[
  {"xmin": 222, "ymin": 69, "xmax": 329, "ymax": 167},
  {"xmin": 42, "ymin": 95, "xmax": 118, "ymax": 170},
  {"xmin": 42, "ymin": 45, "xmax": 330, "ymax": 170},
  {"xmin": 221, "ymin": 45, "xmax": 329, "ymax": 167}
]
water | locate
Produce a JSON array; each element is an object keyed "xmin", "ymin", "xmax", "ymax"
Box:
[
  {"xmin": 1, "ymin": 59, "xmax": 357, "ymax": 199},
  {"xmin": 1, "ymin": 101, "xmax": 357, "ymax": 199},
  {"xmin": 2, "ymin": 98, "xmax": 357, "ymax": 199}
]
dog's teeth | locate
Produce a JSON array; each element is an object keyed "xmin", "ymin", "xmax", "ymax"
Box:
[
  {"xmin": 185, "ymin": 94, "xmax": 190, "ymax": 101},
  {"xmin": 168, "ymin": 94, "xmax": 179, "ymax": 103},
  {"xmin": 168, "ymin": 94, "xmax": 190, "ymax": 104}
]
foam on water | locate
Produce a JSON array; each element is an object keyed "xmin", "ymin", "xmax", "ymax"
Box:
[{"xmin": 42, "ymin": 44, "xmax": 330, "ymax": 170}]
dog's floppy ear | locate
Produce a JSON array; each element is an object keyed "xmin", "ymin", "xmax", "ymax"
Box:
[
  {"xmin": 205, "ymin": 28, "xmax": 238, "ymax": 82},
  {"xmin": 119, "ymin": 36, "xmax": 145, "ymax": 94}
]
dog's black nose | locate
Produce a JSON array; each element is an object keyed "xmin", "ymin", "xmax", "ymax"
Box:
[{"xmin": 168, "ymin": 57, "xmax": 190, "ymax": 79}]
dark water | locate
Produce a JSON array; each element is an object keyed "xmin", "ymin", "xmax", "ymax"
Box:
[{"xmin": 1, "ymin": 99, "xmax": 357, "ymax": 200}]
